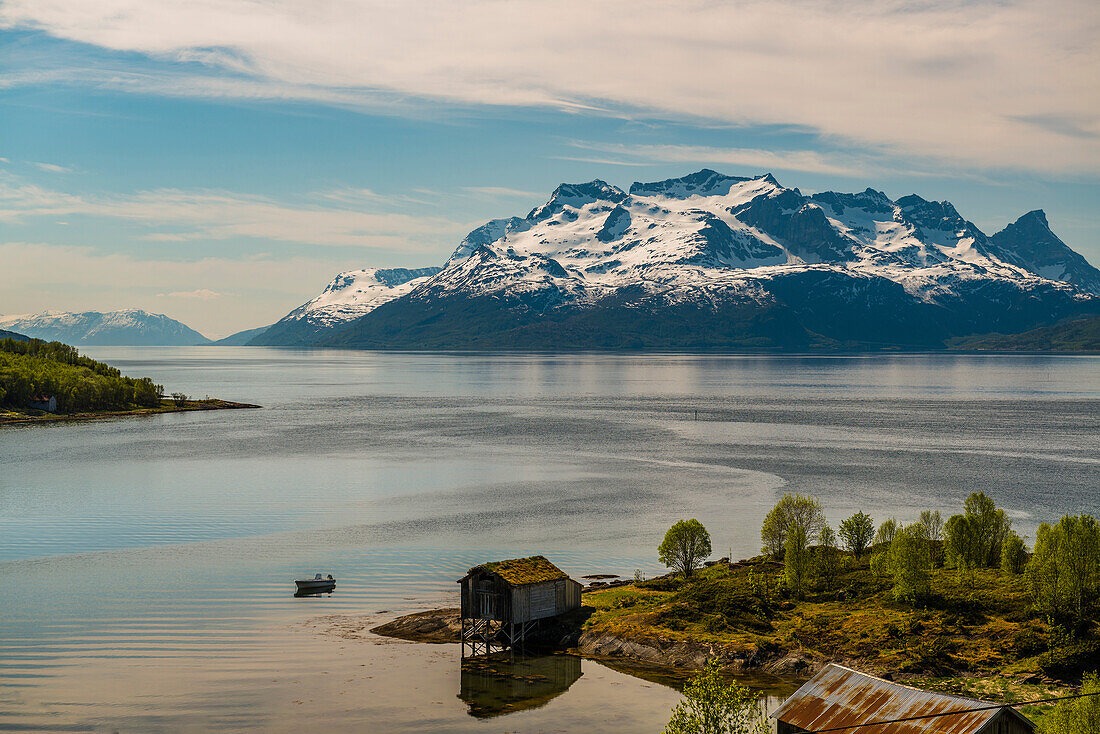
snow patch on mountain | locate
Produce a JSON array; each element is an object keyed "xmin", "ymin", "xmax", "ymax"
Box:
[
  {"xmin": 0, "ymin": 309, "xmax": 210, "ymax": 345},
  {"xmin": 262, "ymin": 169, "xmax": 1098, "ymax": 350},
  {"xmin": 403, "ymin": 169, "xmax": 1091, "ymax": 317},
  {"xmin": 276, "ymin": 267, "xmax": 442, "ymax": 328}
]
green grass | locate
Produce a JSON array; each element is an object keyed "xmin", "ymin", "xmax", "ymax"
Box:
[{"xmin": 583, "ymin": 553, "xmax": 1097, "ymax": 703}]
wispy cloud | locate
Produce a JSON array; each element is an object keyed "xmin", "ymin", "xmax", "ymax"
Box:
[
  {"xmin": 552, "ymin": 155, "xmax": 651, "ymax": 168},
  {"xmin": 565, "ymin": 143, "xmax": 871, "ymax": 177},
  {"xmin": 461, "ymin": 186, "xmax": 541, "ymax": 199},
  {"xmin": 30, "ymin": 161, "xmax": 72, "ymax": 173},
  {"xmin": 159, "ymin": 288, "xmax": 222, "ymax": 299},
  {"xmin": 0, "ymin": 173, "xmax": 464, "ymax": 250},
  {"xmin": 1, "ymin": 0, "xmax": 1097, "ymax": 173}
]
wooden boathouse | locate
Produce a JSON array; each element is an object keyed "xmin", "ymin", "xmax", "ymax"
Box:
[
  {"xmin": 772, "ymin": 664, "xmax": 1035, "ymax": 734},
  {"xmin": 457, "ymin": 556, "xmax": 582, "ymax": 657}
]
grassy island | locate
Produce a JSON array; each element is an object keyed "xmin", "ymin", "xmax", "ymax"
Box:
[{"xmin": 0, "ymin": 337, "xmax": 258, "ymax": 423}]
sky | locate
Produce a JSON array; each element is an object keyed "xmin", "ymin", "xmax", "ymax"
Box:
[{"xmin": 1, "ymin": 0, "xmax": 1098, "ymax": 338}]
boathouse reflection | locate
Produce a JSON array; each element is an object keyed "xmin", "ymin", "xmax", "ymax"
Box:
[{"xmin": 458, "ymin": 653, "xmax": 583, "ymax": 718}]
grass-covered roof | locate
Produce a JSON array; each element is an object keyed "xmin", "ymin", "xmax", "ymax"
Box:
[{"xmin": 468, "ymin": 556, "xmax": 569, "ymax": 587}]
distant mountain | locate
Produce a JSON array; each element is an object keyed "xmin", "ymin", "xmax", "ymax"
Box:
[
  {"xmin": 950, "ymin": 315, "xmax": 1100, "ymax": 352},
  {"xmin": 249, "ymin": 267, "xmax": 441, "ymax": 346},
  {"xmin": 211, "ymin": 325, "xmax": 271, "ymax": 346},
  {"xmin": 0, "ymin": 329, "xmax": 29, "ymax": 342},
  {"xmin": 0, "ymin": 310, "xmax": 210, "ymax": 346},
  {"xmin": 255, "ymin": 169, "xmax": 1099, "ymax": 350},
  {"xmin": 989, "ymin": 211, "xmax": 1100, "ymax": 295}
]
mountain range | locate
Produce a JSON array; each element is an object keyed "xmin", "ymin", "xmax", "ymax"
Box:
[
  {"xmin": 250, "ymin": 169, "xmax": 1100, "ymax": 350},
  {"xmin": 6, "ymin": 170, "xmax": 1097, "ymax": 351},
  {"xmin": 0, "ymin": 310, "xmax": 210, "ymax": 346}
]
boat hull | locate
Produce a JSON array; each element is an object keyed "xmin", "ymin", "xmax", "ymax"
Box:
[{"xmin": 294, "ymin": 580, "xmax": 336, "ymax": 595}]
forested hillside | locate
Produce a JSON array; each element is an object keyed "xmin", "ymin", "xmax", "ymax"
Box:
[
  {"xmin": 951, "ymin": 316, "xmax": 1100, "ymax": 351},
  {"xmin": 0, "ymin": 338, "xmax": 162, "ymax": 414}
]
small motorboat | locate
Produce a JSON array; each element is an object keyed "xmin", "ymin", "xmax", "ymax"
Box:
[{"xmin": 294, "ymin": 573, "xmax": 336, "ymax": 596}]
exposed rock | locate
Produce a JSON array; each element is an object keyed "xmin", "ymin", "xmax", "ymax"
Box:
[
  {"xmin": 370, "ymin": 606, "xmax": 593, "ymax": 650},
  {"xmin": 763, "ymin": 651, "xmax": 818, "ymax": 676},
  {"xmin": 370, "ymin": 608, "xmax": 462, "ymax": 643},
  {"xmin": 577, "ymin": 629, "xmax": 768, "ymax": 672}
]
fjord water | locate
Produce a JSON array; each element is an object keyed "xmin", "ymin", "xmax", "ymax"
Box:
[{"xmin": 2, "ymin": 349, "xmax": 1098, "ymax": 731}]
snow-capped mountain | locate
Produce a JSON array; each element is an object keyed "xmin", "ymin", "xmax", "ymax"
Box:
[
  {"xmin": 988, "ymin": 210, "xmax": 1100, "ymax": 294},
  {"xmin": 251, "ymin": 267, "xmax": 441, "ymax": 346},
  {"xmin": 0, "ymin": 309, "xmax": 210, "ymax": 346},
  {"xmin": 262, "ymin": 170, "xmax": 1100, "ymax": 350}
]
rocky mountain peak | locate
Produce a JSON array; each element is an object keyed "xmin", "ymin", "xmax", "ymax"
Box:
[
  {"xmin": 990, "ymin": 210, "xmax": 1100, "ymax": 294},
  {"xmin": 629, "ymin": 169, "xmax": 758, "ymax": 198},
  {"xmin": 527, "ymin": 180, "xmax": 627, "ymax": 221}
]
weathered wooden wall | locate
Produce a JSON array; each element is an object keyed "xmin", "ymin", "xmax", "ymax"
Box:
[
  {"xmin": 460, "ymin": 571, "xmax": 511, "ymax": 622},
  {"xmin": 510, "ymin": 579, "xmax": 582, "ymax": 623}
]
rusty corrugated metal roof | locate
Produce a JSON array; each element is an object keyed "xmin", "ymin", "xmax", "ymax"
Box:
[{"xmin": 771, "ymin": 664, "xmax": 1031, "ymax": 733}]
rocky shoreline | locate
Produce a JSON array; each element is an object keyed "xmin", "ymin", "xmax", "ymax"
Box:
[
  {"xmin": 0, "ymin": 399, "xmax": 261, "ymax": 426},
  {"xmin": 369, "ymin": 604, "xmax": 817, "ymax": 679}
]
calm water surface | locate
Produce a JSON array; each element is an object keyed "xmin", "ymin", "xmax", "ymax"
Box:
[{"xmin": 2, "ymin": 349, "xmax": 1098, "ymax": 731}]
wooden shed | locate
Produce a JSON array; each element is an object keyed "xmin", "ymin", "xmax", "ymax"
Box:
[
  {"xmin": 457, "ymin": 556, "xmax": 582, "ymax": 657},
  {"xmin": 772, "ymin": 664, "xmax": 1035, "ymax": 734}
]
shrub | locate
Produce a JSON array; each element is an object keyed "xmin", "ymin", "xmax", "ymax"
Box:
[
  {"xmin": 672, "ymin": 580, "xmax": 773, "ymax": 633},
  {"xmin": 664, "ymin": 658, "xmax": 767, "ymax": 734},
  {"xmin": 1038, "ymin": 673, "xmax": 1100, "ymax": 734}
]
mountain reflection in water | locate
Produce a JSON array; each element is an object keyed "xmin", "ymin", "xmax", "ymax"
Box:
[{"xmin": 460, "ymin": 653, "xmax": 583, "ymax": 718}]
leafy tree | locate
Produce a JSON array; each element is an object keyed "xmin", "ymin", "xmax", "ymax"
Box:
[
  {"xmin": 1000, "ymin": 532, "xmax": 1027, "ymax": 575},
  {"xmin": 760, "ymin": 493, "xmax": 824, "ymax": 558},
  {"xmin": 784, "ymin": 525, "xmax": 812, "ymax": 599},
  {"xmin": 1026, "ymin": 515, "xmax": 1100, "ymax": 623},
  {"xmin": 944, "ymin": 513, "xmax": 980, "ymax": 582},
  {"xmin": 886, "ymin": 525, "xmax": 932, "ymax": 603},
  {"xmin": 945, "ymin": 492, "xmax": 1013, "ymax": 570},
  {"xmin": 917, "ymin": 510, "xmax": 944, "ymax": 541},
  {"xmin": 1038, "ymin": 673, "xmax": 1100, "ymax": 734},
  {"xmin": 916, "ymin": 510, "xmax": 944, "ymax": 565},
  {"xmin": 664, "ymin": 659, "xmax": 766, "ymax": 734},
  {"xmin": 817, "ymin": 524, "xmax": 839, "ymax": 583},
  {"xmin": 659, "ymin": 520, "xmax": 712, "ymax": 578},
  {"xmin": 839, "ymin": 511, "xmax": 874, "ymax": 558},
  {"xmin": 875, "ymin": 518, "xmax": 898, "ymax": 546},
  {"xmin": 869, "ymin": 545, "xmax": 890, "ymax": 579}
]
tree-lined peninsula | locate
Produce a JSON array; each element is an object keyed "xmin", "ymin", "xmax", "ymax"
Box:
[{"xmin": 0, "ymin": 337, "xmax": 257, "ymax": 423}]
